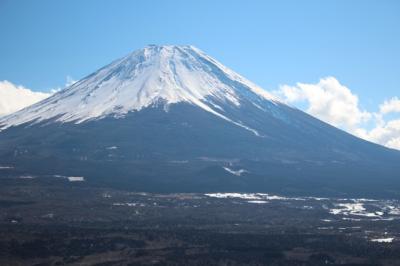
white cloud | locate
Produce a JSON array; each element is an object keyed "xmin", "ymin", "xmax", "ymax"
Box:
[
  {"xmin": 275, "ymin": 77, "xmax": 371, "ymax": 131},
  {"xmin": 0, "ymin": 80, "xmax": 52, "ymax": 117},
  {"xmin": 274, "ymin": 77, "xmax": 400, "ymax": 150},
  {"xmin": 387, "ymin": 138, "xmax": 400, "ymax": 150},
  {"xmin": 379, "ymin": 97, "xmax": 400, "ymax": 114},
  {"xmin": 357, "ymin": 120, "xmax": 400, "ymax": 150},
  {"xmin": 0, "ymin": 76, "xmax": 77, "ymax": 117}
]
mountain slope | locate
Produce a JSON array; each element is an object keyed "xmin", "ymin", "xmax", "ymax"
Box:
[
  {"xmin": 0, "ymin": 45, "xmax": 276, "ymax": 135},
  {"xmin": 0, "ymin": 45, "xmax": 399, "ymax": 198}
]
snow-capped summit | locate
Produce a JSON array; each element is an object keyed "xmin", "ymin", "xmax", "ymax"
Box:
[{"xmin": 0, "ymin": 45, "xmax": 278, "ymax": 132}]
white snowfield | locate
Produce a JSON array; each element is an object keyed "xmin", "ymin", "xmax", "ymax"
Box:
[
  {"xmin": 205, "ymin": 193, "xmax": 291, "ymax": 200},
  {"xmin": 223, "ymin": 167, "xmax": 249, "ymax": 176},
  {"xmin": 53, "ymin": 175, "xmax": 85, "ymax": 182},
  {"xmin": 0, "ymin": 45, "xmax": 279, "ymax": 135},
  {"xmin": 370, "ymin": 238, "xmax": 394, "ymax": 243},
  {"xmin": 205, "ymin": 193, "xmax": 400, "ymax": 221},
  {"xmin": 67, "ymin": 176, "xmax": 85, "ymax": 182}
]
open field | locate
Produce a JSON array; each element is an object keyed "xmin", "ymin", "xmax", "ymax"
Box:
[{"xmin": 0, "ymin": 176, "xmax": 400, "ymax": 265}]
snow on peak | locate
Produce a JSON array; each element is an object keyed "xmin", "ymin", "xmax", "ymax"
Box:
[{"xmin": 0, "ymin": 45, "xmax": 278, "ymax": 133}]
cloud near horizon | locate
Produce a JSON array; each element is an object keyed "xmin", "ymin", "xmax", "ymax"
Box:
[
  {"xmin": 274, "ymin": 77, "xmax": 400, "ymax": 150},
  {"xmin": 0, "ymin": 80, "xmax": 52, "ymax": 117},
  {"xmin": 0, "ymin": 77, "xmax": 77, "ymax": 117}
]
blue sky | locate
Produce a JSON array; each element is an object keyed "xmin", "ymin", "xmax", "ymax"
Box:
[
  {"xmin": 1, "ymin": 0, "xmax": 400, "ymax": 148},
  {"xmin": 0, "ymin": 0, "xmax": 399, "ymax": 107}
]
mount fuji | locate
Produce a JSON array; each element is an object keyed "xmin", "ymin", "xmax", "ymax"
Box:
[{"xmin": 0, "ymin": 45, "xmax": 399, "ymax": 198}]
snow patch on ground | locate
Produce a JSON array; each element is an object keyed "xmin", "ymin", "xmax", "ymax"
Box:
[
  {"xmin": 67, "ymin": 176, "xmax": 85, "ymax": 182},
  {"xmin": 106, "ymin": 146, "xmax": 118, "ymax": 150},
  {"xmin": 205, "ymin": 193, "xmax": 296, "ymax": 201},
  {"xmin": 371, "ymin": 238, "xmax": 394, "ymax": 243},
  {"xmin": 386, "ymin": 205, "xmax": 400, "ymax": 215},
  {"xmin": 223, "ymin": 167, "xmax": 248, "ymax": 176},
  {"xmin": 205, "ymin": 193, "xmax": 400, "ymax": 221},
  {"xmin": 247, "ymin": 200, "xmax": 268, "ymax": 204},
  {"xmin": 18, "ymin": 175, "xmax": 35, "ymax": 179},
  {"xmin": 53, "ymin": 175, "xmax": 85, "ymax": 182},
  {"xmin": 205, "ymin": 193, "xmax": 263, "ymax": 200},
  {"xmin": 330, "ymin": 203, "xmax": 385, "ymax": 218}
]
